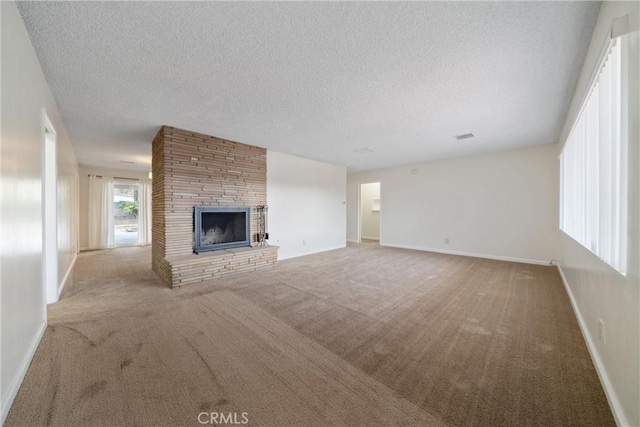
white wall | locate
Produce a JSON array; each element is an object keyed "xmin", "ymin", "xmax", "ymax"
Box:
[
  {"xmin": 347, "ymin": 143, "xmax": 559, "ymax": 264},
  {"xmin": 557, "ymin": 2, "xmax": 639, "ymax": 426},
  {"xmin": 56, "ymin": 126, "xmax": 79, "ymax": 298},
  {"xmin": 360, "ymin": 182, "xmax": 380, "ymax": 240},
  {"xmin": 0, "ymin": 1, "xmax": 79, "ymax": 424},
  {"xmin": 78, "ymin": 166, "xmax": 150, "ymax": 250},
  {"xmin": 267, "ymin": 150, "xmax": 346, "ymax": 260}
]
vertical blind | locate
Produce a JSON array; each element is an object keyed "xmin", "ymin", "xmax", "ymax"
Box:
[{"xmin": 559, "ymin": 39, "xmax": 627, "ymax": 275}]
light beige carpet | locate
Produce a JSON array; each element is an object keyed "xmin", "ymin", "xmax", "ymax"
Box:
[{"xmin": 5, "ymin": 243, "xmax": 614, "ymax": 426}]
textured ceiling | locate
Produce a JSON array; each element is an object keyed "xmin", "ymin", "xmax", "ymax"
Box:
[{"xmin": 17, "ymin": 1, "xmax": 599, "ymax": 172}]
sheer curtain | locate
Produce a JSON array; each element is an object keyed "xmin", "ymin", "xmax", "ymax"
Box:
[
  {"xmin": 138, "ymin": 182, "xmax": 152, "ymax": 245},
  {"xmin": 87, "ymin": 175, "xmax": 114, "ymax": 249}
]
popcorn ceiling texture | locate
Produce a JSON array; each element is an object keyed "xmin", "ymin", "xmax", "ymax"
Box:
[{"xmin": 17, "ymin": 2, "xmax": 599, "ymax": 172}]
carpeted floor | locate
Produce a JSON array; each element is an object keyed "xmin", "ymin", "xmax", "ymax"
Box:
[{"xmin": 5, "ymin": 243, "xmax": 614, "ymax": 426}]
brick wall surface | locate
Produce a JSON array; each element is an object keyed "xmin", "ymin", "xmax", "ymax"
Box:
[{"xmin": 151, "ymin": 126, "xmax": 274, "ymax": 287}]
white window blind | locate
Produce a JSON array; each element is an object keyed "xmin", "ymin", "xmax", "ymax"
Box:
[{"xmin": 560, "ymin": 38, "xmax": 627, "ymax": 275}]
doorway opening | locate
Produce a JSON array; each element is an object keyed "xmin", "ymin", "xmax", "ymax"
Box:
[
  {"xmin": 43, "ymin": 114, "xmax": 58, "ymax": 304},
  {"xmin": 113, "ymin": 183, "xmax": 139, "ymax": 246},
  {"xmin": 359, "ymin": 182, "xmax": 381, "ymax": 244}
]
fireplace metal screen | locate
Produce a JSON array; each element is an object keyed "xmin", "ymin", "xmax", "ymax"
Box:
[{"xmin": 194, "ymin": 206, "xmax": 250, "ymax": 253}]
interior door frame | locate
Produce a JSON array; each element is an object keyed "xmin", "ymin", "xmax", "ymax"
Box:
[
  {"xmin": 357, "ymin": 181, "xmax": 381, "ymax": 244},
  {"xmin": 42, "ymin": 111, "xmax": 58, "ymax": 305}
]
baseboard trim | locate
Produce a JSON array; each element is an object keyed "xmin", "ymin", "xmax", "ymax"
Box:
[
  {"xmin": 382, "ymin": 243, "xmax": 551, "ymax": 266},
  {"xmin": 277, "ymin": 244, "xmax": 347, "ymax": 261},
  {"xmin": 557, "ymin": 266, "xmax": 628, "ymax": 427},
  {"xmin": 0, "ymin": 320, "xmax": 47, "ymax": 426},
  {"xmin": 58, "ymin": 253, "xmax": 77, "ymax": 299},
  {"xmin": 361, "ymin": 236, "xmax": 380, "ymax": 241},
  {"xmin": 346, "ymin": 239, "xmax": 358, "ymax": 244}
]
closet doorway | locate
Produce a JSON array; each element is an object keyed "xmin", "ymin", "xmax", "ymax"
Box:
[{"xmin": 359, "ymin": 182, "xmax": 381, "ymax": 243}]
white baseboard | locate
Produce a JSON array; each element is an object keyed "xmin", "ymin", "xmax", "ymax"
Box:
[
  {"xmin": 0, "ymin": 320, "xmax": 47, "ymax": 426},
  {"xmin": 557, "ymin": 266, "xmax": 628, "ymax": 427},
  {"xmin": 346, "ymin": 239, "xmax": 358, "ymax": 244},
  {"xmin": 57, "ymin": 253, "xmax": 77, "ymax": 299},
  {"xmin": 382, "ymin": 243, "xmax": 551, "ymax": 266},
  {"xmin": 361, "ymin": 236, "xmax": 380, "ymax": 241},
  {"xmin": 277, "ymin": 244, "xmax": 347, "ymax": 261}
]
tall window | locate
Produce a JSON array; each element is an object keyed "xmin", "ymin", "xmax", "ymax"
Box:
[{"xmin": 559, "ymin": 38, "xmax": 627, "ymax": 275}]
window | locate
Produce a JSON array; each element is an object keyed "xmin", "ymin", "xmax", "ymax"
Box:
[{"xmin": 559, "ymin": 38, "xmax": 627, "ymax": 275}]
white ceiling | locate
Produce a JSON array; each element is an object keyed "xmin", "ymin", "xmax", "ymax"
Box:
[{"xmin": 17, "ymin": 1, "xmax": 599, "ymax": 172}]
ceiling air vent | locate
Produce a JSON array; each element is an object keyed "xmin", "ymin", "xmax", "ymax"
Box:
[
  {"xmin": 354, "ymin": 147, "xmax": 375, "ymax": 154},
  {"xmin": 454, "ymin": 133, "xmax": 475, "ymax": 140},
  {"xmin": 119, "ymin": 160, "xmax": 136, "ymax": 165}
]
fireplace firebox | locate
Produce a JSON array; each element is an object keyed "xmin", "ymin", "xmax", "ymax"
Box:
[{"xmin": 194, "ymin": 206, "xmax": 250, "ymax": 253}]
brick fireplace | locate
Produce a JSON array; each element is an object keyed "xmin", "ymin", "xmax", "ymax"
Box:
[{"xmin": 151, "ymin": 126, "xmax": 277, "ymax": 288}]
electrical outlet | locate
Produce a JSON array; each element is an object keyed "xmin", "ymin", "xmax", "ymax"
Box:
[
  {"xmin": 598, "ymin": 319, "xmax": 605, "ymax": 344},
  {"xmin": 444, "ymin": 238, "xmax": 450, "ymax": 244}
]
